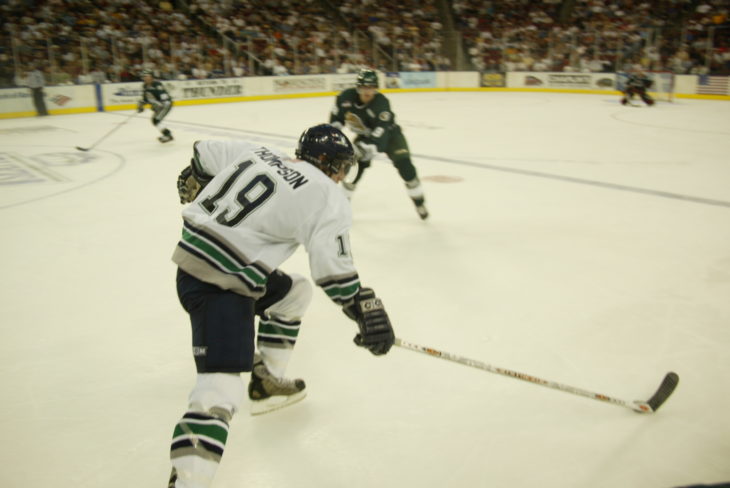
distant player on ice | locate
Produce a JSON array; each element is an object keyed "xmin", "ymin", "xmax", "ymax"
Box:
[
  {"xmin": 168, "ymin": 123, "xmax": 395, "ymax": 487},
  {"xmin": 621, "ymin": 68, "xmax": 655, "ymax": 107},
  {"xmin": 137, "ymin": 70, "xmax": 174, "ymax": 142},
  {"xmin": 329, "ymin": 68, "xmax": 428, "ymax": 219}
]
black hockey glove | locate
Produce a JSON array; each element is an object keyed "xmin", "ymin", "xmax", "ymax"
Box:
[
  {"xmin": 177, "ymin": 165, "xmax": 202, "ymax": 204},
  {"xmin": 343, "ymin": 288, "xmax": 394, "ymax": 356},
  {"xmin": 136, "ymin": 101, "xmax": 144, "ymax": 113}
]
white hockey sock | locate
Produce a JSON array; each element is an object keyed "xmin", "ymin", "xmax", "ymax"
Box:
[
  {"xmin": 257, "ymin": 343, "xmax": 295, "ymax": 378},
  {"xmin": 172, "ymin": 455, "xmax": 219, "ymax": 488},
  {"xmin": 405, "ymin": 178, "xmax": 425, "ymax": 200},
  {"xmin": 256, "ymin": 315, "xmax": 301, "ymax": 377}
]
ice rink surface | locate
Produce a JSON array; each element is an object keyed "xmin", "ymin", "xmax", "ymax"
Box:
[{"xmin": 1, "ymin": 91, "xmax": 729, "ymax": 488}]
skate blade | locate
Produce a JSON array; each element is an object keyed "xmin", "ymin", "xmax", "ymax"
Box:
[{"xmin": 250, "ymin": 390, "xmax": 307, "ymax": 415}]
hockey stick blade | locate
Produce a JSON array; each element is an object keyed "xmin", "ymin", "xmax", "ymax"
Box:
[
  {"xmin": 632, "ymin": 372, "xmax": 679, "ymax": 413},
  {"xmin": 74, "ymin": 111, "xmax": 137, "ymax": 152},
  {"xmin": 395, "ymin": 338, "xmax": 679, "ymax": 414}
]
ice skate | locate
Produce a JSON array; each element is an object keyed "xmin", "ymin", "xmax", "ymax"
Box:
[
  {"xmin": 159, "ymin": 129, "xmax": 174, "ymax": 143},
  {"xmin": 248, "ymin": 353, "xmax": 306, "ymax": 415},
  {"xmin": 411, "ymin": 195, "xmax": 428, "ymax": 220}
]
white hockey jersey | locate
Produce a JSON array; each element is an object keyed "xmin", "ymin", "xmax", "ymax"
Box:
[{"xmin": 172, "ymin": 139, "xmax": 360, "ymax": 305}]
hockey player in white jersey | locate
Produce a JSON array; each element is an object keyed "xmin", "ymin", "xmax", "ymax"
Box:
[{"xmin": 169, "ymin": 124, "xmax": 395, "ymax": 488}]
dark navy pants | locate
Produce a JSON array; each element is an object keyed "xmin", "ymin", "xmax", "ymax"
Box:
[{"xmin": 176, "ymin": 268, "xmax": 292, "ymax": 373}]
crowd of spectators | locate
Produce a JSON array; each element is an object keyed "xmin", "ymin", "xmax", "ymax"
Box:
[
  {"xmin": 454, "ymin": 0, "xmax": 730, "ymax": 75},
  {"xmin": 1, "ymin": 0, "xmax": 446, "ymax": 86},
  {"xmin": 0, "ymin": 0, "xmax": 228, "ymax": 86},
  {"xmin": 1, "ymin": 0, "xmax": 728, "ymax": 89},
  {"xmin": 187, "ymin": 0, "xmax": 367, "ymax": 76},
  {"xmin": 331, "ymin": 0, "xmax": 453, "ymax": 72},
  {"xmin": 185, "ymin": 0, "xmax": 452, "ymax": 75}
]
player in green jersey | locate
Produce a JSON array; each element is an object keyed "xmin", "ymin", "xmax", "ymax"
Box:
[
  {"xmin": 137, "ymin": 70, "xmax": 174, "ymax": 143},
  {"xmin": 329, "ymin": 68, "xmax": 428, "ymax": 219}
]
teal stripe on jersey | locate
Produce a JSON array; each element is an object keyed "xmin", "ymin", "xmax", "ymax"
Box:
[
  {"xmin": 182, "ymin": 228, "xmax": 266, "ymax": 285},
  {"xmin": 323, "ymin": 281, "xmax": 360, "ymax": 302},
  {"xmin": 259, "ymin": 320, "xmax": 300, "ymax": 338}
]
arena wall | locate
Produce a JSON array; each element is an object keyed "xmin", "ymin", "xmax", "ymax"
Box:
[{"xmin": 0, "ymin": 72, "xmax": 727, "ymax": 119}]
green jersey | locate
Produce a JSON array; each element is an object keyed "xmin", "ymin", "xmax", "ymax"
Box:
[
  {"xmin": 141, "ymin": 80, "xmax": 172, "ymax": 107},
  {"xmin": 329, "ymin": 88, "xmax": 400, "ymax": 153}
]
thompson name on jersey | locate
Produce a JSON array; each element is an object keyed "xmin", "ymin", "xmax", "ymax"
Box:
[{"xmin": 172, "ymin": 139, "xmax": 360, "ymax": 305}]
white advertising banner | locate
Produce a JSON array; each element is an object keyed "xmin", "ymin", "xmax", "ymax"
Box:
[
  {"xmin": 101, "ymin": 78, "xmax": 247, "ymax": 109},
  {"xmin": 507, "ymin": 72, "xmax": 617, "ymax": 91},
  {"xmin": 45, "ymin": 85, "xmax": 97, "ymax": 111},
  {"xmin": 0, "ymin": 88, "xmax": 33, "ymax": 115},
  {"xmin": 172, "ymin": 78, "xmax": 245, "ymax": 100},
  {"xmin": 329, "ymin": 73, "xmax": 358, "ymax": 92},
  {"xmin": 0, "ymin": 84, "xmax": 96, "ymax": 116},
  {"xmin": 101, "ymin": 81, "xmax": 146, "ymax": 108},
  {"xmin": 270, "ymin": 75, "xmax": 328, "ymax": 95},
  {"xmin": 5, "ymin": 72, "xmax": 720, "ymax": 119}
]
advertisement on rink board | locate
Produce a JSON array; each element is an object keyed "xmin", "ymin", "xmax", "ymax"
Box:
[
  {"xmin": 2, "ymin": 72, "xmax": 726, "ymax": 118},
  {"xmin": 0, "ymin": 85, "xmax": 97, "ymax": 116},
  {"xmin": 330, "ymin": 73, "xmax": 358, "ymax": 92},
  {"xmin": 507, "ymin": 72, "xmax": 616, "ymax": 90},
  {"xmin": 101, "ymin": 78, "xmax": 247, "ymax": 107},
  {"xmin": 176, "ymin": 78, "xmax": 245, "ymax": 99},
  {"xmin": 547, "ymin": 73, "xmax": 593, "ymax": 88},
  {"xmin": 328, "ymin": 73, "xmax": 357, "ymax": 93},
  {"xmin": 0, "ymin": 87, "xmax": 35, "ymax": 114},
  {"xmin": 399, "ymin": 72, "xmax": 437, "ymax": 89},
  {"xmin": 103, "ymin": 82, "xmax": 145, "ymax": 106},
  {"xmin": 100, "ymin": 75, "xmax": 354, "ymax": 109},
  {"xmin": 480, "ymin": 73, "xmax": 506, "ymax": 87},
  {"xmin": 384, "ymin": 72, "xmax": 438, "ymax": 89},
  {"xmin": 271, "ymin": 75, "xmax": 326, "ymax": 93}
]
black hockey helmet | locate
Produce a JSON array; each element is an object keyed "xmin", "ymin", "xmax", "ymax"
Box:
[
  {"xmin": 356, "ymin": 68, "xmax": 378, "ymax": 88},
  {"xmin": 295, "ymin": 124, "xmax": 355, "ymax": 177}
]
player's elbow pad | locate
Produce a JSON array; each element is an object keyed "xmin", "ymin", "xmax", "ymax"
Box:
[{"xmin": 190, "ymin": 158, "xmax": 213, "ymax": 186}]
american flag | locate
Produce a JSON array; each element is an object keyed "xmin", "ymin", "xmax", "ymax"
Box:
[{"xmin": 697, "ymin": 75, "xmax": 729, "ymax": 95}]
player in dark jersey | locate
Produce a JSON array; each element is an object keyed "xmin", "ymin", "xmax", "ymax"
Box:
[
  {"xmin": 137, "ymin": 70, "xmax": 174, "ymax": 142},
  {"xmin": 621, "ymin": 69, "xmax": 655, "ymax": 106},
  {"xmin": 329, "ymin": 68, "xmax": 428, "ymax": 219}
]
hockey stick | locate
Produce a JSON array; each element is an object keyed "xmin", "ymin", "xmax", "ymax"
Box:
[
  {"xmin": 394, "ymin": 338, "xmax": 679, "ymax": 413},
  {"xmin": 75, "ymin": 111, "xmax": 138, "ymax": 151}
]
